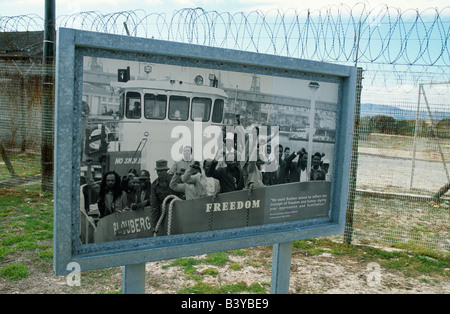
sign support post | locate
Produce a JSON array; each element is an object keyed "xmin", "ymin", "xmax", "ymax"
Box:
[
  {"xmin": 122, "ymin": 263, "xmax": 146, "ymax": 294},
  {"xmin": 270, "ymin": 242, "xmax": 293, "ymax": 294}
]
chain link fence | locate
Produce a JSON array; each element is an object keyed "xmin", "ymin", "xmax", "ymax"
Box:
[{"xmin": 0, "ymin": 5, "xmax": 449, "ymax": 252}]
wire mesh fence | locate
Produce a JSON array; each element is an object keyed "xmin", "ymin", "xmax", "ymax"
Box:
[{"xmin": 0, "ymin": 5, "xmax": 449, "ymax": 252}]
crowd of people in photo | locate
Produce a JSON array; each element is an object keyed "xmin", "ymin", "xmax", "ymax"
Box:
[{"xmin": 84, "ymin": 115, "xmax": 331, "ymax": 232}]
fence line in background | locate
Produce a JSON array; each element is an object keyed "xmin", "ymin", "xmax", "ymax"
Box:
[{"xmin": 0, "ymin": 5, "xmax": 449, "ymax": 252}]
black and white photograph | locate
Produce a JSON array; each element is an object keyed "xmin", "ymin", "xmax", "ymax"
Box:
[{"xmin": 79, "ymin": 56, "xmax": 340, "ymax": 244}]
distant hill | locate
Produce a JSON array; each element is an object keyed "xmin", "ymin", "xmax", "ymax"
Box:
[{"xmin": 360, "ymin": 103, "xmax": 449, "ymax": 121}]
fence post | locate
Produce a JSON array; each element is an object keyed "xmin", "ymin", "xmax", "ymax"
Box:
[
  {"xmin": 41, "ymin": 0, "xmax": 55, "ymax": 192},
  {"xmin": 344, "ymin": 67, "xmax": 363, "ymax": 245}
]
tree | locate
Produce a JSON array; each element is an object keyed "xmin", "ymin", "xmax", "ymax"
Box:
[
  {"xmin": 395, "ymin": 119, "xmax": 415, "ymax": 136},
  {"xmin": 370, "ymin": 115, "xmax": 396, "ymax": 134},
  {"xmin": 436, "ymin": 118, "xmax": 450, "ymax": 139}
]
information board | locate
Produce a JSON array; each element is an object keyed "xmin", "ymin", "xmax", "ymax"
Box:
[{"xmin": 53, "ymin": 28, "xmax": 356, "ymax": 275}]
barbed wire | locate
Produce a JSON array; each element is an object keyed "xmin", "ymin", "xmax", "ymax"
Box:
[
  {"xmin": 0, "ymin": 13, "xmax": 43, "ymax": 32},
  {"xmin": 1, "ymin": 4, "xmax": 449, "ymax": 89},
  {"xmin": 1, "ymin": 5, "xmax": 448, "ymax": 66}
]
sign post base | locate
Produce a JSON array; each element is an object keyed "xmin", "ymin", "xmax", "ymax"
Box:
[
  {"xmin": 270, "ymin": 242, "xmax": 293, "ymax": 294},
  {"xmin": 122, "ymin": 263, "xmax": 146, "ymax": 294}
]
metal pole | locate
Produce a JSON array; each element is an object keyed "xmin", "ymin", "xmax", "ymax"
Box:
[
  {"xmin": 270, "ymin": 242, "xmax": 292, "ymax": 294},
  {"xmin": 409, "ymin": 84, "xmax": 422, "ymax": 190},
  {"xmin": 421, "ymin": 86, "xmax": 450, "ymax": 182},
  {"xmin": 122, "ymin": 263, "xmax": 146, "ymax": 294},
  {"xmin": 354, "ymin": 19, "xmax": 361, "ymax": 67},
  {"xmin": 410, "ymin": 81, "xmax": 450, "ymax": 190},
  {"xmin": 42, "ymin": 0, "xmax": 55, "ymax": 191},
  {"xmin": 344, "ymin": 67, "xmax": 363, "ymax": 245}
]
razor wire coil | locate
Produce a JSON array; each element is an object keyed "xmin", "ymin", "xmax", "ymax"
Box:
[{"xmin": 1, "ymin": 4, "xmax": 448, "ymax": 68}]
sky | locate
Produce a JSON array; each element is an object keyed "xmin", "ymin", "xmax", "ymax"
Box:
[{"xmin": 0, "ymin": 0, "xmax": 448, "ymax": 18}]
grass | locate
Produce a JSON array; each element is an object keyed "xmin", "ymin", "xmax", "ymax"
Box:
[
  {"xmin": 292, "ymin": 238, "xmax": 450, "ymax": 278},
  {"xmin": 352, "ymin": 195, "xmax": 449, "ymax": 251},
  {"xmin": 0, "ymin": 184, "xmax": 53, "ymax": 281},
  {"xmin": 0, "ymin": 152, "xmax": 41, "ymax": 181},
  {"xmin": 177, "ymin": 281, "xmax": 268, "ymax": 294},
  {"xmin": 204, "ymin": 252, "xmax": 230, "ymax": 266},
  {"xmin": 0, "ymin": 263, "xmax": 29, "ymax": 281},
  {"xmin": 160, "ymin": 251, "xmax": 271, "ymax": 293}
]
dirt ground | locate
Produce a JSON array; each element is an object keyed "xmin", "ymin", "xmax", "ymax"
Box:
[
  {"xmin": 357, "ymin": 147, "xmax": 450, "ymax": 193},
  {"xmin": 1, "ymin": 242, "xmax": 448, "ymax": 294}
]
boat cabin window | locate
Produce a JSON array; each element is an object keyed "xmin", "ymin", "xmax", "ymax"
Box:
[
  {"xmin": 125, "ymin": 92, "xmax": 141, "ymax": 119},
  {"xmin": 144, "ymin": 93, "xmax": 167, "ymax": 120},
  {"xmin": 191, "ymin": 97, "xmax": 212, "ymax": 122},
  {"xmin": 169, "ymin": 95, "xmax": 189, "ymax": 121},
  {"xmin": 212, "ymin": 99, "xmax": 224, "ymax": 123}
]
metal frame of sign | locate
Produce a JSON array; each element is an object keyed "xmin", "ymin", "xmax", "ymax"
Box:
[{"xmin": 53, "ymin": 28, "xmax": 357, "ymax": 276}]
